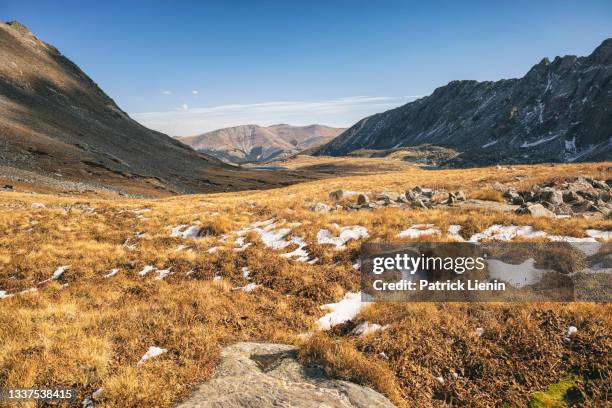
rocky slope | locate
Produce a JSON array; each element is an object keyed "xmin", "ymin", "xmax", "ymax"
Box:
[
  {"xmin": 178, "ymin": 124, "xmax": 344, "ymax": 163},
  {"xmin": 0, "ymin": 21, "xmax": 296, "ymax": 195},
  {"xmin": 315, "ymin": 39, "xmax": 612, "ymax": 166}
]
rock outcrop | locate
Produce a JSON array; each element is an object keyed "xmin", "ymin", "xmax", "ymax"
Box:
[
  {"xmin": 175, "ymin": 342, "xmax": 395, "ymax": 408},
  {"xmin": 314, "ymin": 39, "xmax": 612, "ymax": 166}
]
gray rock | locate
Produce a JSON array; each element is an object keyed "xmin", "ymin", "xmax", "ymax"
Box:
[
  {"xmin": 516, "ymin": 203, "xmax": 556, "ymax": 218},
  {"xmin": 538, "ymin": 188, "xmax": 563, "ymax": 205},
  {"xmin": 175, "ymin": 342, "xmax": 395, "ymax": 408},
  {"xmin": 357, "ymin": 193, "xmax": 369, "ymax": 205},
  {"xmin": 311, "ymin": 202, "xmax": 331, "ymax": 213},
  {"xmin": 377, "ymin": 192, "xmax": 400, "ymax": 202},
  {"xmin": 329, "ymin": 190, "xmax": 357, "ymax": 201},
  {"xmin": 455, "ymin": 190, "xmax": 466, "ymax": 201},
  {"xmin": 591, "ymin": 180, "xmax": 608, "ymax": 190},
  {"xmin": 562, "ymin": 190, "xmax": 583, "ymax": 204}
]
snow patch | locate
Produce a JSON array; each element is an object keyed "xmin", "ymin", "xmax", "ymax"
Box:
[
  {"xmin": 317, "ymin": 292, "xmax": 369, "ymax": 330},
  {"xmin": 316, "ymin": 226, "xmax": 369, "ymax": 250},
  {"xmin": 104, "ymin": 268, "xmax": 119, "ymax": 278},
  {"xmin": 352, "ymin": 321, "xmax": 388, "ymax": 336},
  {"xmin": 397, "ymin": 224, "xmax": 440, "ymax": 239},
  {"xmin": 138, "ymin": 346, "xmax": 167, "ymax": 365}
]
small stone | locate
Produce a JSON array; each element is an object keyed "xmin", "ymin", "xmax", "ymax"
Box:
[
  {"xmin": 311, "ymin": 202, "xmax": 330, "ymax": 213},
  {"xmin": 455, "ymin": 191, "xmax": 466, "ymax": 201},
  {"xmin": 357, "ymin": 193, "xmax": 369, "ymax": 205},
  {"xmin": 31, "ymin": 202, "xmax": 45, "ymax": 209},
  {"xmin": 475, "ymin": 327, "xmax": 484, "ymax": 337},
  {"xmin": 562, "ymin": 190, "xmax": 582, "ymax": 204},
  {"xmin": 591, "ymin": 180, "xmax": 608, "ymax": 190},
  {"xmin": 3, "ymin": 184, "xmax": 13, "ymax": 190},
  {"xmin": 516, "ymin": 203, "xmax": 555, "ymax": 218}
]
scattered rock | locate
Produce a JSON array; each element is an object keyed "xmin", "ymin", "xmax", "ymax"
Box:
[
  {"xmin": 311, "ymin": 202, "xmax": 331, "ymax": 213},
  {"xmin": 31, "ymin": 202, "xmax": 45, "ymax": 209},
  {"xmin": 329, "ymin": 190, "xmax": 358, "ymax": 201},
  {"xmin": 2, "ymin": 184, "xmax": 13, "ymax": 190},
  {"xmin": 357, "ymin": 193, "xmax": 369, "ymax": 205},
  {"xmin": 516, "ymin": 203, "xmax": 556, "ymax": 218},
  {"xmin": 175, "ymin": 342, "xmax": 395, "ymax": 408}
]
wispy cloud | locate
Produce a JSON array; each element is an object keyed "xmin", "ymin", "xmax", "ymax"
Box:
[
  {"xmin": 176, "ymin": 104, "xmax": 189, "ymax": 111},
  {"xmin": 132, "ymin": 95, "xmax": 419, "ymax": 136},
  {"xmin": 192, "ymin": 90, "xmax": 199, "ymax": 95},
  {"xmin": 161, "ymin": 90, "xmax": 172, "ymax": 95}
]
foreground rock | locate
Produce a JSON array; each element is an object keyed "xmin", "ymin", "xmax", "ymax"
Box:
[{"xmin": 175, "ymin": 342, "xmax": 395, "ymax": 408}]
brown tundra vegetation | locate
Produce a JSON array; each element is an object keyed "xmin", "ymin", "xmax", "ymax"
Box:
[{"xmin": 0, "ymin": 161, "xmax": 610, "ymax": 407}]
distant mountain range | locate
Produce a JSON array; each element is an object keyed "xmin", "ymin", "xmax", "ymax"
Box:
[
  {"xmin": 177, "ymin": 124, "xmax": 344, "ymax": 163},
  {"xmin": 0, "ymin": 21, "xmax": 296, "ymax": 195},
  {"xmin": 315, "ymin": 39, "xmax": 612, "ymax": 166}
]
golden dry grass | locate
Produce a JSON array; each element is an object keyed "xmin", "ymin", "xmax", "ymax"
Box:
[{"xmin": 0, "ymin": 162, "xmax": 610, "ymax": 407}]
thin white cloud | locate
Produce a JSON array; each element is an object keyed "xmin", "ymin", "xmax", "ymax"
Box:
[
  {"xmin": 192, "ymin": 90, "xmax": 199, "ymax": 95},
  {"xmin": 132, "ymin": 95, "xmax": 419, "ymax": 136},
  {"xmin": 161, "ymin": 90, "xmax": 172, "ymax": 95}
]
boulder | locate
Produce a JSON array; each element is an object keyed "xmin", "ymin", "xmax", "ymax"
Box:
[
  {"xmin": 562, "ymin": 190, "xmax": 583, "ymax": 204},
  {"xmin": 357, "ymin": 194, "xmax": 369, "ymax": 205},
  {"xmin": 375, "ymin": 192, "xmax": 400, "ymax": 202},
  {"xmin": 175, "ymin": 342, "xmax": 395, "ymax": 408},
  {"xmin": 329, "ymin": 190, "xmax": 358, "ymax": 201},
  {"xmin": 311, "ymin": 202, "xmax": 331, "ymax": 213},
  {"xmin": 537, "ymin": 188, "xmax": 563, "ymax": 206},
  {"xmin": 516, "ymin": 203, "xmax": 555, "ymax": 218},
  {"xmin": 431, "ymin": 190, "xmax": 449, "ymax": 204},
  {"xmin": 591, "ymin": 179, "xmax": 608, "ymax": 190}
]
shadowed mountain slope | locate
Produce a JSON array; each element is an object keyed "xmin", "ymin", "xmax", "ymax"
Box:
[{"xmin": 0, "ymin": 21, "xmax": 300, "ymax": 195}]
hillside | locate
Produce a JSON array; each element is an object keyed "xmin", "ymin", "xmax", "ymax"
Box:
[
  {"xmin": 314, "ymin": 39, "xmax": 612, "ymax": 166},
  {"xmin": 0, "ymin": 21, "xmax": 301, "ymax": 196},
  {"xmin": 177, "ymin": 124, "xmax": 344, "ymax": 163}
]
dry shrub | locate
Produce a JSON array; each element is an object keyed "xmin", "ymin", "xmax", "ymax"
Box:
[{"xmin": 299, "ymin": 332, "xmax": 407, "ymax": 407}]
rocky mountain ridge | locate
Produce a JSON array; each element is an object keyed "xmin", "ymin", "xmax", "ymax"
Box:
[
  {"xmin": 178, "ymin": 124, "xmax": 344, "ymax": 163},
  {"xmin": 314, "ymin": 39, "xmax": 612, "ymax": 166}
]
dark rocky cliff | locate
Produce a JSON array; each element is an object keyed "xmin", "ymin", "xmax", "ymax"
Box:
[{"xmin": 315, "ymin": 39, "xmax": 612, "ymax": 166}]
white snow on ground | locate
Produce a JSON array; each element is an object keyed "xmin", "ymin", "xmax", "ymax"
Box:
[
  {"xmin": 486, "ymin": 258, "xmax": 545, "ymax": 288},
  {"xmin": 0, "ymin": 290, "xmax": 12, "ymax": 299},
  {"xmin": 482, "ymin": 140, "xmax": 498, "ymax": 148},
  {"xmin": 235, "ymin": 283, "xmax": 260, "ymax": 292},
  {"xmin": 52, "ymin": 266, "xmax": 68, "ymax": 279},
  {"xmin": 170, "ymin": 225, "xmax": 203, "ymax": 239},
  {"xmin": 468, "ymin": 225, "xmax": 547, "ymax": 242},
  {"xmin": 39, "ymin": 266, "xmax": 69, "ymax": 284},
  {"xmin": 280, "ymin": 236, "xmax": 312, "ymax": 262},
  {"xmin": 233, "ymin": 236, "xmax": 252, "ymax": 252},
  {"xmin": 447, "ymin": 225, "xmax": 464, "ymax": 241},
  {"xmin": 317, "ymin": 292, "xmax": 370, "ymax": 330},
  {"xmin": 259, "ymin": 228, "xmax": 292, "ymax": 249},
  {"xmin": 154, "ymin": 268, "xmax": 172, "ymax": 280},
  {"xmin": 104, "ymin": 268, "xmax": 119, "ymax": 278},
  {"xmin": 352, "ymin": 321, "xmax": 388, "ymax": 336},
  {"xmin": 520, "ymin": 133, "xmax": 560, "ymax": 148},
  {"xmin": 316, "ymin": 226, "xmax": 369, "ymax": 250},
  {"xmin": 138, "ymin": 265, "xmax": 155, "ymax": 277},
  {"xmin": 586, "ymin": 229, "xmax": 612, "ymax": 240},
  {"xmin": 137, "ymin": 346, "xmax": 167, "ymax": 365},
  {"xmin": 397, "ymin": 224, "xmax": 440, "ymax": 239}
]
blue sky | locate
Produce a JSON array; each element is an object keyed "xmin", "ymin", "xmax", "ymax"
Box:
[{"xmin": 3, "ymin": 1, "xmax": 611, "ymax": 135}]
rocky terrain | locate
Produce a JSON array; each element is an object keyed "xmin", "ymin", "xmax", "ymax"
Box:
[
  {"xmin": 315, "ymin": 39, "xmax": 612, "ymax": 166},
  {"xmin": 0, "ymin": 21, "xmax": 305, "ymax": 196},
  {"xmin": 175, "ymin": 342, "xmax": 394, "ymax": 407},
  {"xmin": 178, "ymin": 124, "xmax": 344, "ymax": 164},
  {"xmin": 314, "ymin": 176, "xmax": 611, "ymax": 221}
]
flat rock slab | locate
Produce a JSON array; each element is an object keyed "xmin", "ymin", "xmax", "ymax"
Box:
[
  {"xmin": 175, "ymin": 342, "xmax": 395, "ymax": 408},
  {"xmin": 456, "ymin": 199, "xmax": 519, "ymax": 212}
]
